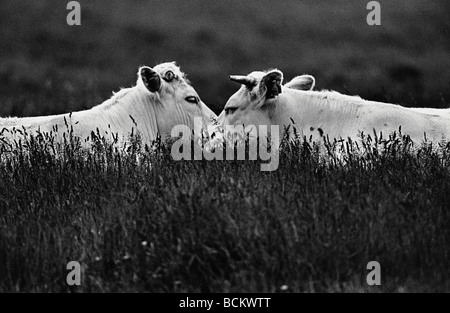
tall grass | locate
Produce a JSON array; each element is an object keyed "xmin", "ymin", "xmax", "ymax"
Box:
[{"xmin": 0, "ymin": 129, "xmax": 449, "ymax": 292}]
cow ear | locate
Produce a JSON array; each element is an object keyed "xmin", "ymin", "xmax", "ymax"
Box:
[
  {"xmin": 140, "ymin": 67, "xmax": 161, "ymax": 92},
  {"xmin": 285, "ymin": 75, "xmax": 315, "ymax": 91},
  {"xmin": 260, "ymin": 70, "xmax": 283, "ymax": 99}
]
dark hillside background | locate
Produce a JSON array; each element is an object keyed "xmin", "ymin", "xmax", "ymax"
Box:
[{"xmin": 0, "ymin": 0, "xmax": 449, "ymax": 115}]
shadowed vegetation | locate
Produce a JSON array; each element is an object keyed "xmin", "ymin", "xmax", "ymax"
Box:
[{"xmin": 0, "ymin": 129, "xmax": 449, "ymax": 292}]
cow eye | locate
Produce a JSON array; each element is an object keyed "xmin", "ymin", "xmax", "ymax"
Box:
[
  {"xmin": 185, "ymin": 96, "xmax": 199, "ymax": 104},
  {"xmin": 225, "ymin": 107, "xmax": 237, "ymax": 115},
  {"xmin": 164, "ymin": 70, "xmax": 175, "ymax": 82}
]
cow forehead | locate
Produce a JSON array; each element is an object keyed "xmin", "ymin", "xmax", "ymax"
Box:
[
  {"xmin": 226, "ymin": 89, "xmax": 249, "ymax": 108},
  {"xmin": 247, "ymin": 71, "xmax": 266, "ymax": 80}
]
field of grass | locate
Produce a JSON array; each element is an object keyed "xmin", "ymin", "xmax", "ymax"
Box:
[
  {"xmin": 0, "ymin": 132, "xmax": 449, "ymax": 292},
  {"xmin": 1, "ymin": 0, "xmax": 450, "ymax": 293}
]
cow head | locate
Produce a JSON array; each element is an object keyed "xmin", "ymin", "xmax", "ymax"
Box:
[
  {"xmin": 137, "ymin": 62, "xmax": 217, "ymax": 141},
  {"xmin": 223, "ymin": 69, "xmax": 315, "ymax": 129}
]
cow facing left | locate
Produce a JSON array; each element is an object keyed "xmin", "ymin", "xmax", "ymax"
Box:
[
  {"xmin": 221, "ymin": 68, "xmax": 450, "ymax": 148},
  {"xmin": 0, "ymin": 62, "xmax": 217, "ymax": 149}
]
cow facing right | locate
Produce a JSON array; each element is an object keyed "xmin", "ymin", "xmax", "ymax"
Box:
[{"xmin": 0, "ymin": 62, "xmax": 219, "ymax": 150}]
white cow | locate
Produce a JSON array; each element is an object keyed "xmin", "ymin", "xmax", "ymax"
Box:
[
  {"xmin": 0, "ymin": 62, "xmax": 217, "ymax": 149},
  {"xmin": 221, "ymin": 69, "xmax": 450, "ymax": 147},
  {"xmin": 212, "ymin": 72, "xmax": 315, "ymax": 146}
]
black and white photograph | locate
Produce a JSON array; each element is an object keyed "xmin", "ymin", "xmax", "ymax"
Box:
[{"xmin": 0, "ymin": 0, "xmax": 449, "ymax": 298}]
